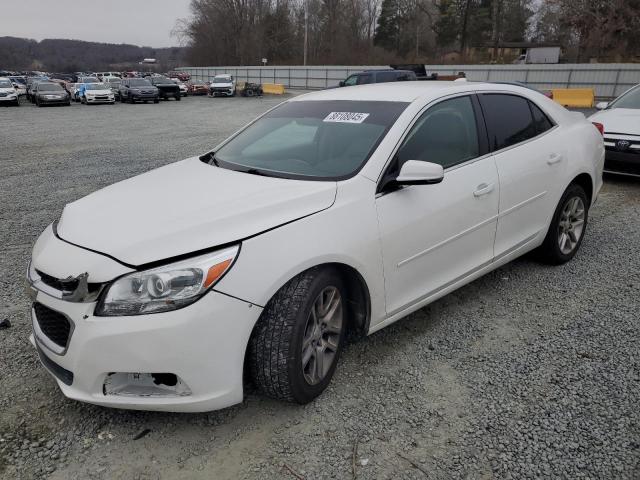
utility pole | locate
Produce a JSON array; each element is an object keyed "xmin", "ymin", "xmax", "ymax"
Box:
[{"xmin": 303, "ymin": 0, "xmax": 309, "ymax": 65}]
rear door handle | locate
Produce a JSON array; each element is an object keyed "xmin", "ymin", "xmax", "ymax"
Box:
[
  {"xmin": 547, "ymin": 153, "xmax": 563, "ymax": 165},
  {"xmin": 473, "ymin": 182, "xmax": 495, "ymax": 197}
]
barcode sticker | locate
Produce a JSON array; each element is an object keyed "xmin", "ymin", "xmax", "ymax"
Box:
[{"xmin": 323, "ymin": 112, "xmax": 370, "ymax": 123}]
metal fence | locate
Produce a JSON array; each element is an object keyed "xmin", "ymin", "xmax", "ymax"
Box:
[{"xmin": 180, "ymin": 64, "xmax": 640, "ymax": 99}]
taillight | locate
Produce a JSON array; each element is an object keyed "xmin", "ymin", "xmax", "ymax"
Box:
[{"xmin": 592, "ymin": 122, "xmax": 604, "ymax": 136}]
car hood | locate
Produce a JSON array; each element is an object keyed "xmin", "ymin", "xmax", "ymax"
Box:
[
  {"xmin": 57, "ymin": 157, "xmax": 337, "ymax": 266},
  {"xmin": 0, "ymin": 87, "xmax": 15, "ymax": 94},
  {"xmin": 213, "ymin": 82, "xmax": 233, "ymax": 87},
  {"xmin": 589, "ymin": 108, "xmax": 640, "ymax": 136},
  {"xmin": 86, "ymin": 89, "xmax": 111, "ymax": 94}
]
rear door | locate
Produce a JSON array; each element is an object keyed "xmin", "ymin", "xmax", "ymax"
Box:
[{"xmin": 478, "ymin": 93, "xmax": 565, "ymax": 258}]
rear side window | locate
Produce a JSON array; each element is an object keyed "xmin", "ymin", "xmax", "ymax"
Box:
[
  {"xmin": 480, "ymin": 94, "xmax": 537, "ymax": 150},
  {"xmin": 529, "ymin": 101, "xmax": 554, "ymax": 134},
  {"xmin": 376, "ymin": 71, "xmax": 398, "ymax": 83}
]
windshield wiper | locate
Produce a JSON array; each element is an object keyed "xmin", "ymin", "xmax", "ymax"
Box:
[{"xmin": 243, "ymin": 168, "xmax": 272, "ymax": 177}]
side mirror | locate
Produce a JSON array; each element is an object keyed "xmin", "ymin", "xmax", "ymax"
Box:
[
  {"xmin": 339, "ymin": 81, "xmax": 345, "ymax": 87},
  {"xmin": 595, "ymin": 101, "xmax": 609, "ymax": 110},
  {"xmin": 396, "ymin": 160, "xmax": 444, "ymax": 185}
]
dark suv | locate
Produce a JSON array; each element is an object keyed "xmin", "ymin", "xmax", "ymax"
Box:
[
  {"xmin": 148, "ymin": 76, "xmax": 181, "ymax": 101},
  {"xmin": 338, "ymin": 70, "xmax": 416, "ymax": 87},
  {"xmin": 119, "ymin": 78, "xmax": 159, "ymax": 104}
]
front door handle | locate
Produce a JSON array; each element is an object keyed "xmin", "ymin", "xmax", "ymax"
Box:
[
  {"xmin": 547, "ymin": 153, "xmax": 563, "ymax": 165},
  {"xmin": 473, "ymin": 182, "xmax": 495, "ymax": 197}
]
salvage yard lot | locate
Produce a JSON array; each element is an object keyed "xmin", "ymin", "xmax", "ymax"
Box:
[{"xmin": 0, "ymin": 96, "xmax": 639, "ymax": 480}]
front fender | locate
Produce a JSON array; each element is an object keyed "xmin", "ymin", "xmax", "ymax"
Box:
[{"xmin": 214, "ymin": 176, "xmax": 387, "ymax": 330}]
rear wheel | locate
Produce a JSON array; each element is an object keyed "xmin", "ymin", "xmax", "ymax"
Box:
[
  {"xmin": 537, "ymin": 183, "xmax": 588, "ymax": 265},
  {"xmin": 249, "ymin": 267, "xmax": 346, "ymax": 404}
]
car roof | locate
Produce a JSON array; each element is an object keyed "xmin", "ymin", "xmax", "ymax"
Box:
[{"xmin": 291, "ymin": 81, "xmax": 550, "ymax": 104}]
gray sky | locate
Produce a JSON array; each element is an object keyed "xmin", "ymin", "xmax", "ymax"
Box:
[{"xmin": 0, "ymin": 0, "xmax": 192, "ymax": 47}]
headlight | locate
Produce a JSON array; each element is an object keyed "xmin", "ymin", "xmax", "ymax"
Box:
[{"xmin": 95, "ymin": 246, "xmax": 239, "ymax": 316}]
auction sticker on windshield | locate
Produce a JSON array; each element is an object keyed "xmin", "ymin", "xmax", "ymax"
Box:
[{"xmin": 323, "ymin": 112, "xmax": 370, "ymax": 123}]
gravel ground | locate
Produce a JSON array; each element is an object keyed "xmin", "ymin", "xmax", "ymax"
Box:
[{"xmin": 0, "ymin": 96, "xmax": 639, "ymax": 480}]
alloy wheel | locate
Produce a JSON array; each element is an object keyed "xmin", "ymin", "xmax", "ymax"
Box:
[
  {"xmin": 558, "ymin": 196, "xmax": 585, "ymax": 255},
  {"xmin": 301, "ymin": 286, "xmax": 343, "ymax": 385}
]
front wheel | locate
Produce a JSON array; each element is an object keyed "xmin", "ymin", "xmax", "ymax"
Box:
[
  {"xmin": 537, "ymin": 184, "xmax": 588, "ymax": 265},
  {"xmin": 175, "ymin": 93, "xmax": 181, "ymax": 101},
  {"xmin": 249, "ymin": 267, "xmax": 346, "ymax": 404}
]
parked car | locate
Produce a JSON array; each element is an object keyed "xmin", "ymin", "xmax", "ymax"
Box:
[
  {"xmin": 589, "ymin": 84, "xmax": 640, "ymax": 177},
  {"xmin": 168, "ymin": 71, "xmax": 191, "ymax": 82},
  {"xmin": 97, "ymin": 72, "xmax": 122, "ymax": 79},
  {"xmin": 172, "ymin": 80, "xmax": 188, "ymax": 97},
  {"xmin": 105, "ymin": 78, "xmax": 122, "ymax": 101},
  {"xmin": 209, "ymin": 74, "xmax": 236, "ymax": 97},
  {"xmin": 26, "ymin": 76, "xmax": 49, "ymax": 102},
  {"xmin": 0, "ymin": 77, "xmax": 20, "ymax": 106},
  {"xmin": 9, "ymin": 76, "xmax": 27, "ymax": 97},
  {"xmin": 148, "ymin": 76, "xmax": 181, "ymax": 101},
  {"xmin": 26, "ymin": 82, "xmax": 603, "ymax": 412},
  {"xmin": 32, "ymin": 82, "xmax": 71, "ymax": 107},
  {"xmin": 338, "ymin": 69, "xmax": 416, "ymax": 87},
  {"xmin": 188, "ymin": 81, "xmax": 209, "ymax": 96},
  {"xmin": 79, "ymin": 83, "xmax": 115, "ymax": 105},
  {"xmin": 119, "ymin": 78, "xmax": 159, "ymax": 103}
]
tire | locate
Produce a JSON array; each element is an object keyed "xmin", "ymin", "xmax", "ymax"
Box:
[
  {"xmin": 36, "ymin": 98, "xmax": 41, "ymax": 107},
  {"xmin": 153, "ymin": 97, "xmax": 159, "ymax": 104},
  {"xmin": 129, "ymin": 95, "xmax": 135, "ymax": 104},
  {"xmin": 536, "ymin": 183, "xmax": 589, "ymax": 265},
  {"xmin": 249, "ymin": 267, "xmax": 347, "ymax": 404},
  {"xmin": 175, "ymin": 93, "xmax": 181, "ymax": 101},
  {"xmin": 246, "ymin": 89, "xmax": 254, "ymax": 97}
]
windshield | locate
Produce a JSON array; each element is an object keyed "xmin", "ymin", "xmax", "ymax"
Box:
[
  {"xmin": 108, "ymin": 80, "xmax": 121, "ymax": 87},
  {"xmin": 213, "ymin": 77, "xmax": 231, "ymax": 83},
  {"xmin": 214, "ymin": 100, "xmax": 408, "ymax": 180},
  {"xmin": 609, "ymin": 86, "xmax": 640, "ymax": 110},
  {"xmin": 85, "ymin": 84, "xmax": 107, "ymax": 90},
  {"xmin": 10, "ymin": 77, "xmax": 26, "ymax": 85},
  {"xmin": 0, "ymin": 80, "xmax": 12, "ymax": 88},
  {"xmin": 80, "ymin": 77, "xmax": 99, "ymax": 83},
  {"xmin": 152, "ymin": 77, "xmax": 172, "ymax": 83},
  {"xmin": 129, "ymin": 79, "xmax": 152, "ymax": 87},
  {"xmin": 39, "ymin": 83, "xmax": 64, "ymax": 92}
]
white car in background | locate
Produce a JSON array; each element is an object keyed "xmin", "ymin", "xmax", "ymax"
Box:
[
  {"xmin": 80, "ymin": 83, "xmax": 115, "ymax": 105},
  {"xmin": 209, "ymin": 74, "xmax": 236, "ymax": 97},
  {"xmin": 589, "ymin": 84, "xmax": 640, "ymax": 177},
  {"xmin": 0, "ymin": 77, "xmax": 20, "ymax": 106},
  {"xmin": 26, "ymin": 82, "xmax": 603, "ymax": 412},
  {"xmin": 174, "ymin": 80, "xmax": 188, "ymax": 97}
]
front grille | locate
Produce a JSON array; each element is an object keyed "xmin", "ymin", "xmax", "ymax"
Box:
[
  {"xmin": 34, "ymin": 303, "xmax": 72, "ymax": 349},
  {"xmin": 0, "ymin": 92, "xmax": 7, "ymax": 97},
  {"xmin": 604, "ymin": 136, "xmax": 640, "ymax": 155},
  {"xmin": 37, "ymin": 269, "xmax": 77, "ymax": 293}
]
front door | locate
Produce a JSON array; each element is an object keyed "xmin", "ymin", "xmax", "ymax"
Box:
[{"xmin": 375, "ymin": 95, "xmax": 500, "ymax": 316}]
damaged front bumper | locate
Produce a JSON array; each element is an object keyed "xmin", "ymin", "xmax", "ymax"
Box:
[{"xmin": 27, "ymin": 225, "xmax": 263, "ymax": 413}]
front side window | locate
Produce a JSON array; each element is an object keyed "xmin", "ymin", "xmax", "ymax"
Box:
[
  {"xmin": 343, "ymin": 75, "xmax": 358, "ymax": 86},
  {"xmin": 396, "ymin": 96, "xmax": 480, "ymax": 169},
  {"xmin": 213, "ymin": 100, "xmax": 409, "ymax": 180},
  {"xmin": 480, "ymin": 94, "xmax": 537, "ymax": 150}
]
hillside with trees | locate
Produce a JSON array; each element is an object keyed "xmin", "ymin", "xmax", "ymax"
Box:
[
  {"xmin": 174, "ymin": 0, "xmax": 640, "ymax": 66},
  {"xmin": 0, "ymin": 37, "xmax": 186, "ymax": 71}
]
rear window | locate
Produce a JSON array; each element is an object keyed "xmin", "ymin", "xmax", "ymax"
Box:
[{"xmin": 479, "ymin": 94, "xmax": 537, "ymax": 150}]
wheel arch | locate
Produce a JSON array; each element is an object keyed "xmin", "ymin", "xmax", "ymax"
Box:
[
  {"xmin": 570, "ymin": 172, "xmax": 594, "ymax": 206},
  {"xmin": 242, "ymin": 261, "xmax": 372, "ymax": 386}
]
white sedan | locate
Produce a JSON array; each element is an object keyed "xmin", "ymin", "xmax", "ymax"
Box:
[
  {"xmin": 26, "ymin": 82, "xmax": 603, "ymax": 412},
  {"xmin": 589, "ymin": 84, "xmax": 640, "ymax": 177},
  {"xmin": 81, "ymin": 83, "xmax": 115, "ymax": 104}
]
